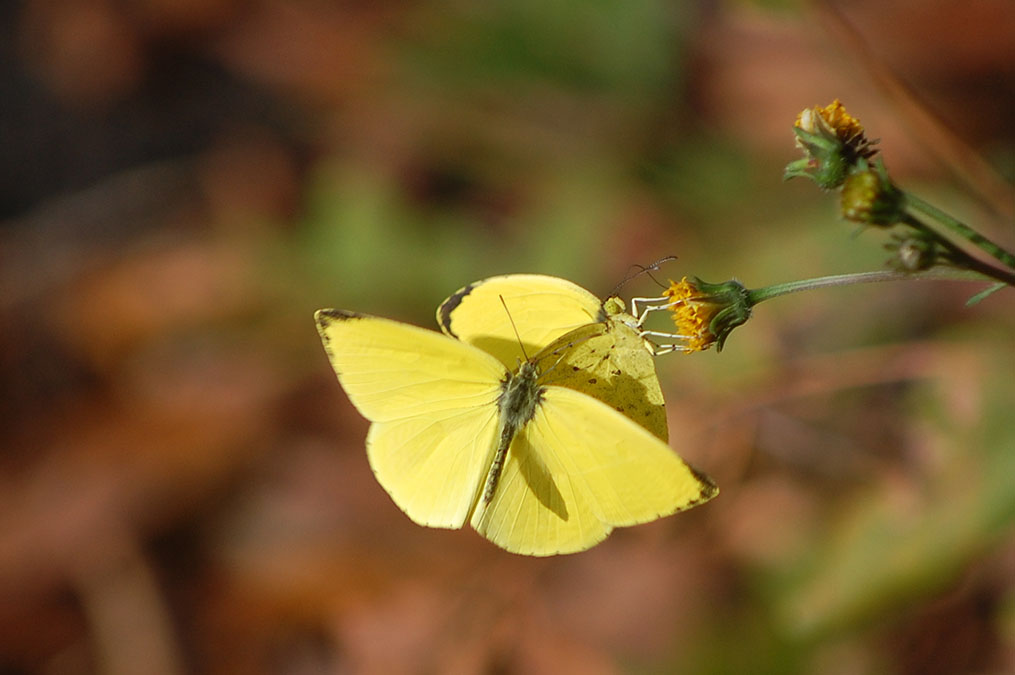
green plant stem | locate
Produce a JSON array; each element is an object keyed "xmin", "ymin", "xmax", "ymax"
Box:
[
  {"xmin": 905, "ymin": 192, "xmax": 1015, "ymax": 270},
  {"xmin": 901, "ymin": 215, "xmax": 1015, "ymax": 287},
  {"xmin": 745, "ymin": 268, "xmax": 1006, "ymax": 306}
]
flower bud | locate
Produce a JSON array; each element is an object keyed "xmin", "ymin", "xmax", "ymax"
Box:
[
  {"xmin": 886, "ymin": 235, "xmax": 939, "ymax": 272},
  {"xmin": 841, "ymin": 164, "xmax": 905, "ymax": 226}
]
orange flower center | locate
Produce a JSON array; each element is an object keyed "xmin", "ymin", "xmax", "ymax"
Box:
[{"xmin": 662, "ymin": 278, "xmax": 717, "ymax": 352}]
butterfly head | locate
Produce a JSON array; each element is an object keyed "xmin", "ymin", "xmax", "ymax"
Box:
[{"xmin": 599, "ymin": 295, "xmax": 626, "ymax": 321}]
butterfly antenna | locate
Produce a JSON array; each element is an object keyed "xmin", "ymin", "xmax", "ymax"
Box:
[
  {"xmin": 641, "ymin": 255, "xmax": 679, "ymax": 291},
  {"xmin": 609, "ymin": 255, "xmax": 678, "ymax": 296},
  {"xmin": 499, "ymin": 295, "xmax": 530, "ymax": 362}
]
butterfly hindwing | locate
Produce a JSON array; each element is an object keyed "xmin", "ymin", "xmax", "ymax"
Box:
[
  {"xmin": 471, "ymin": 384, "xmax": 717, "ymax": 556},
  {"xmin": 530, "ymin": 387, "xmax": 717, "ymax": 525},
  {"xmin": 365, "ymin": 408, "xmax": 500, "ymax": 528}
]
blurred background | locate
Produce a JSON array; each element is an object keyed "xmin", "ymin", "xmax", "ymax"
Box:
[{"xmin": 2, "ymin": 0, "xmax": 1014, "ymax": 673}]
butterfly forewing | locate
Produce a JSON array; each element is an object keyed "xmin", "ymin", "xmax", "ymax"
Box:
[
  {"xmin": 437, "ymin": 274, "xmax": 603, "ymax": 368},
  {"xmin": 315, "ymin": 309, "xmax": 505, "ymax": 528}
]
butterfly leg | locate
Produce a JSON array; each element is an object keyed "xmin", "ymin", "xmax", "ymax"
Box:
[
  {"xmin": 630, "ymin": 296, "xmax": 674, "ymax": 328},
  {"xmin": 639, "ymin": 332, "xmax": 695, "ymax": 355}
]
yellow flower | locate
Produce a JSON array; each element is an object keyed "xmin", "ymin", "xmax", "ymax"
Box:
[
  {"xmin": 786, "ymin": 99, "xmax": 877, "ymax": 189},
  {"xmin": 660, "ymin": 276, "xmax": 753, "ymax": 353},
  {"xmin": 663, "ymin": 277, "xmax": 719, "ymax": 352},
  {"xmin": 795, "ymin": 99, "xmax": 868, "ymax": 150}
]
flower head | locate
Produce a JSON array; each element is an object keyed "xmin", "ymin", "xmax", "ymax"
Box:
[
  {"xmin": 796, "ymin": 100, "xmax": 869, "ymax": 149},
  {"xmin": 785, "ymin": 100, "xmax": 878, "ymax": 189},
  {"xmin": 663, "ymin": 277, "xmax": 752, "ymax": 352}
]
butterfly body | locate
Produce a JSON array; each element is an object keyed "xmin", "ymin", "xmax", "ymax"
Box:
[{"xmin": 486, "ymin": 359, "xmax": 542, "ymax": 504}]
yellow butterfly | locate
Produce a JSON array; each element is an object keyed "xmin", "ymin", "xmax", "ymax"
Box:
[
  {"xmin": 315, "ymin": 288, "xmax": 716, "ymax": 556},
  {"xmin": 437, "ymin": 274, "xmax": 675, "ymax": 441}
]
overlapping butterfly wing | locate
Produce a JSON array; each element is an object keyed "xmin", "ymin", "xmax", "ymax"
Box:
[
  {"xmin": 437, "ymin": 274, "xmax": 604, "ymax": 367},
  {"xmin": 438, "ymin": 274, "xmax": 669, "ymax": 441}
]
